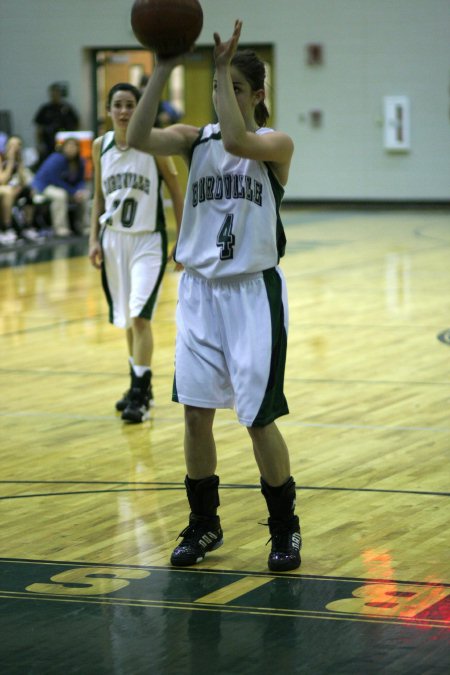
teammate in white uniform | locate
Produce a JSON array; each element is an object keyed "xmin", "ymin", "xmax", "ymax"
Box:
[
  {"xmin": 89, "ymin": 83, "xmax": 183, "ymax": 423},
  {"xmin": 128, "ymin": 21, "xmax": 302, "ymax": 571}
]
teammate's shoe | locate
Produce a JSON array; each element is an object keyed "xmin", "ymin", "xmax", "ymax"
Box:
[
  {"xmin": 170, "ymin": 515, "xmax": 223, "ymax": 566},
  {"xmin": 267, "ymin": 515, "xmax": 302, "ymax": 572},
  {"xmin": 115, "ymin": 365, "xmax": 133, "ymax": 412},
  {"xmin": 115, "ymin": 388, "xmax": 131, "ymax": 412},
  {"xmin": 121, "ymin": 371, "xmax": 152, "ymax": 423},
  {"xmin": 118, "ymin": 369, "xmax": 154, "ymax": 415},
  {"xmin": 116, "ymin": 380, "xmax": 154, "ymax": 411},
  {"xmin": 148, "ymin": 378, "xmax": 154, "ymax": 407}
]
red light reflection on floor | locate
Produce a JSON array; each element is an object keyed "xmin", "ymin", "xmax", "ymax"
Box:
[{"xmin": 360, "ymin": 549, "xmax": 449, "ymax": 627}]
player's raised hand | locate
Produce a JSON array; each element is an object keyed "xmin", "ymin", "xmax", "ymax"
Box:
[{"xmin": 213, "ymin": 20, "xmax": 242, "ymax": 67}]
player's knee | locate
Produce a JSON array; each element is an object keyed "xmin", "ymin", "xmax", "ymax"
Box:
[
  {"xmin": 184, "ymin": 405, "xmax": 215, "ymax": 434},
  {"xmin": 247, "ymin": 421, "xmax": 275, "ymax": 441},
  {"xmin": 131, "ymin": 316, "xmax": 150, "ymax": 333}
]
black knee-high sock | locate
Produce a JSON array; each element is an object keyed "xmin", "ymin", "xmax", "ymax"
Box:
[
  {"xmin": 185, "ymin": 475, "xmax": 220, "ymax": 518},
  {"xmin": 261, "ymin": 476, "xmax": 296, "ymax": 521}
]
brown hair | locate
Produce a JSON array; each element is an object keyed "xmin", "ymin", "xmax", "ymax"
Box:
[
  {"xmin": 107, "ymin": 83, "xmax": 141, "ymax": 108},
  {"xmin": 231, "ymin": 49, "xmax": 270, "ymax": 127}
]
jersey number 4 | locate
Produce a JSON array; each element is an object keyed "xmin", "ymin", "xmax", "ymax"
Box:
[{"xmin": 216, "ymin": 214, "xmax": 235, "ymax": 260}]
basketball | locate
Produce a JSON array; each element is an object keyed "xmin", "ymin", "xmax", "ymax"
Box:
[{"xmin": 131, "ymin": 0, "xmax": 203, "ymax": 57}]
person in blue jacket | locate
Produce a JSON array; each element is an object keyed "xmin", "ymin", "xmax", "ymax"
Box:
[{"xmin": 32, "ymin": 137, "xmax": 89, "ymax": 236}]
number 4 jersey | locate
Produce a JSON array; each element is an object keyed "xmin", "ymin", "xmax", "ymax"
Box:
[
  {"xmin": 99, "ymin": 130, "xmax": 165, "ymax": 234},
  {"xmin": 174, "ymin": 123, "xmax": 287, "ymax": 279}
]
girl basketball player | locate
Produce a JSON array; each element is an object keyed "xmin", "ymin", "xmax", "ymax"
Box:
[
  {"xmin": 127, "ymin": 21, "xmax": 301, "ymax": 570},
  {"xmin": 89, "ymin": 83, "xmax": 184, "ymax": 423}
]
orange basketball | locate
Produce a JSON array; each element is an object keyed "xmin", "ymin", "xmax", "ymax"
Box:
[{"xmin": 131, "ymin": 0, "xmax": 203, "ymax": 57}]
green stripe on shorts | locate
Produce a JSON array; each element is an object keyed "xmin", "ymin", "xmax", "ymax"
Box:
[
  {"xmin": 100, "ymin": 228, "xmax": 114, "ymax": 325},
  {"xmin": 252, "ymin": 268, "xmax": 289, "ymax": 427},
  {"xmin": 139, "ymin": 230, "xmax": 168, "ymax": 320}
]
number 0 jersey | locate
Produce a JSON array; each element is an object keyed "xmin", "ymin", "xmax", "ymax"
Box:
[
  {"xmin": 174, "ymin": 123, "xmax": 286, "ymax": 279},
  {"xmin": 99, "ymin": 131, "xmax": 165, "ymax": 234}
]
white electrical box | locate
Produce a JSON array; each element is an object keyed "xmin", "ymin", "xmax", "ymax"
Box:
[{"xmin": 383, "ymin": 96, "xmax": 410, "ymax": 152}]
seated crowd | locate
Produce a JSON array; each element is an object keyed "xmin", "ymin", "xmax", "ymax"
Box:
[
  {"xmin": 0, "ymin": 81, "xmax": 180, "ymax": 248},
  {"xmin": 0, "ymin": 134, "xmax": 90, "ymax": 247}
]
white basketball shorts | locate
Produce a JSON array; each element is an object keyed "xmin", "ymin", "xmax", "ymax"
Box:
[
  {"xmin": 101, "ymin": 228, "xmax": 167, "ymax": 329},
  {"xmin": 172, "ymin": 267, "xmax": 289, "ymax": 427}
]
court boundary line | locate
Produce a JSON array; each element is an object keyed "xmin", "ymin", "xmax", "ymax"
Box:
[{"xmin": 0, "ymin": 480, "xmax": 448, "ymax": 499}]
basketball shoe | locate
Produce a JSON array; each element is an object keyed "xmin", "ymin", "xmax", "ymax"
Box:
[
  {"xmin": 121, "ymin": 370, "xmax": 152, "ymax": 423},
  {"xmin": 261, "ymin": 476, "xmax": 302, "ymax": 572},
  {"xmin": 115, "ymin": 365, "xmax": 133, "ymax": 412},
  {"xmin": 170, "ymin": 514, "xmax": 223, "ymax": 566},
  {"xmin": 117, "ymin": 368, "xmax": 154, "ymax": 413},
  {"xmin": 115, "ymin": 388, "xmax": 131, "ymax": 412},
  {"xmin": 267, "ymin": 515, "xmax": 302, "ymax": 572}
]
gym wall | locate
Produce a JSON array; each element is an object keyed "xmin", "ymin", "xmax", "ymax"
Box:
[{"xmin": 1, "ymin": 0, "xmax": 449, "ymax": 202}]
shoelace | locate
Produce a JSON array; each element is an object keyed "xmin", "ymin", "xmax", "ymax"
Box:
[
  {"xmin": 176, "ymin": 518, "xmax": 219, "ymax": 543},
  {"xmin": 259, "ymin": 520, "xmax": 298, "ymax": 549},
  {"xmin": 175, "ymin": 522, "xmax": 206, "ymax": 542}
]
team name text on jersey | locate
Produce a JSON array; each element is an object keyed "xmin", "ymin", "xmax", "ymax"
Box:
[
  {"xmin": 103, "ymin": 173, "xmax": 150, "ymax": 196},
  {"xmin": 192, "ymin": 173, "xmax": 263, "ymax": 208}
]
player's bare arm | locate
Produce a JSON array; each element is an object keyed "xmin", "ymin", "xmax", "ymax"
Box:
[
  {"xmin": 88, "ymin": 137, "xmax": 105, "ymax": 268},
  {"xmin": 155, "ymin": 155, "xmax": 184, "ymax": 265},
  {"xmin": 127, "ymin": 58, "xmax": 199, "ymax": 161},
  {"xmin": 213, "ymin": 20, "xmax": 294, "ymax": 185}
]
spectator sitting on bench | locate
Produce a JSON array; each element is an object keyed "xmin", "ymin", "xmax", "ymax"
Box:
[{"xmin": 32, "ymin": 137, "xmax": 89, "ymax": 236}]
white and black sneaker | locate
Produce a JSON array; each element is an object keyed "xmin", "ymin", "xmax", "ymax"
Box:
[
  {"xmin": 171, "ymin": 515, "xmax": 223, "ymax": 566},
  {"xmin": 115, "ymin": 387, "xmax": 131, "ymax": 413},
  {"xmin": 121, "ymin": 370, "xmax": 152, "ymax": 423},
  {"xmin": 117, "ymin": 369, "xmax": 154, "ymax": 413},
  {"xmin": 267, "ymin": 515, "xmax": 302, "ymax": 572}
]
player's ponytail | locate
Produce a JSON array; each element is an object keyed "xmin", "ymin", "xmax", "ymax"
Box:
[{"xmin": 255, "ymin": 100, "xmax": 270, "ymax": 128}]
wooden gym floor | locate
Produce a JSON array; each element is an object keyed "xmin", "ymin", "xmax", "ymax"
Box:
[{"xmin": 0, "ymin": 207, "xmax": 449, "ymax": 674}]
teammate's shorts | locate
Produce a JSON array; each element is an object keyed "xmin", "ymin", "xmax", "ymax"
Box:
[
  {"xmin": 172, "ymin": 267, "xmax": 289, "ymax": 427},
  {"xmin": 100, "ymin": 228, "xmax": 167, "ymax": 329}
]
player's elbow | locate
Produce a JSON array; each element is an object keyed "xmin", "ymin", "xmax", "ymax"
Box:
[{"xmin": 222, "ymin": 135, "xmax": 245, "ymax": 157}]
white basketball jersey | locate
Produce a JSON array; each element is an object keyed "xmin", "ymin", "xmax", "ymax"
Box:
[
  {"xmin": 174, "ymin": 123, "xmax": 286, "ymax": 279},
  {"xmin": 99, "ymin": 131, "xmax": 165, "ymax": 234}
]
